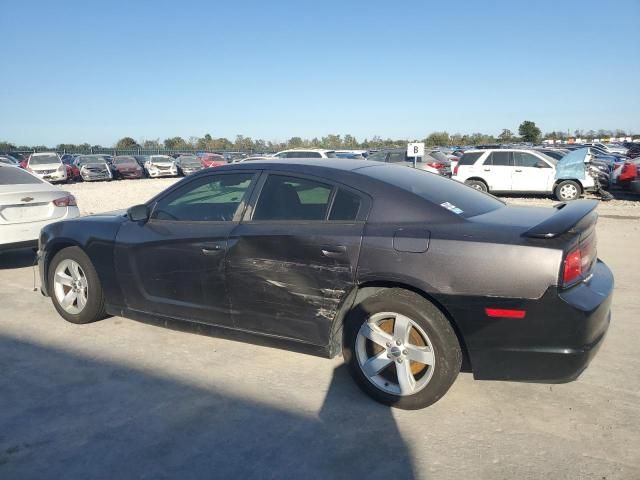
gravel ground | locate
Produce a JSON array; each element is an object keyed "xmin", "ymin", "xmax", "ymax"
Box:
[{"xmin": 64, "ymin": 177, "xmax": 640, "ymax": 218}]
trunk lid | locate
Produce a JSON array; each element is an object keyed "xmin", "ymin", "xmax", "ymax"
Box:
[{"xmin": 0, "ymin": 184, "xmax": 67, "ymax": 224}]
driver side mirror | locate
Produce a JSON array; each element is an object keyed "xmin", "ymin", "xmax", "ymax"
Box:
[
  {"xmin": 534, "ymin": 161, "xmax": 548, "ymax": 168},
  {"xmin": 127, "ymin": 204, "xmax": 149, "ymax": 222}
]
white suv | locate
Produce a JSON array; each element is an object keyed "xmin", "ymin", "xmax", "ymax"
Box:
[
  {"xmin": 273, "ymin": 149, "xmax": 336, "ymax": 159},
  {"xmin": 453, "ymin": 149, "xmax": 596, "ymax": 201}
]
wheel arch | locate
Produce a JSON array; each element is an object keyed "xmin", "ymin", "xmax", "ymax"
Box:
[
  {"xmin": 464, "ymin": 177, "xmax": 488, "ymax": 187},
  {"xmin": 330, "ymin": 281, "xmax": 472, "ymax": 372}
]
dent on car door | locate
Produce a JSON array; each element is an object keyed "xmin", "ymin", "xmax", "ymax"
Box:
[
  {"xmin": 114, "ymin": 171, "xmax": 258, "ymax": 326},
  {"xmin": 226, "ymin": 173, "xmax": 368, "ymax": 346}
]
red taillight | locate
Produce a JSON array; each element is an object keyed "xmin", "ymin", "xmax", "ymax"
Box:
[
  {"xmin": 52, "ymin": 194, "xmax": 77, "ymax": 207},
  {"xmin": 562, "ymin": 247, "xmax": 583, "ymax": 286},
  {"xmin": 427, "ymin": 162, "xmax": 446, "ymax": 169},
  {"xmin": 562, "ymin": 233, "xmax": 597, "ymax": 287},
  {"xmin": 485, "ymin": 308, "xmax": 526, "ymax": 319}
]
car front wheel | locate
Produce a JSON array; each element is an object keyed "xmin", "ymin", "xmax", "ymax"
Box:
[
  {"xmin": 555, "ymin": 180, "xmax": 581, "ymax": 201},
  {"xmin": 48, "ymin": 247, "xmax": 107, "ymax": 324},
  {"xmin": 343, "ymin": 289, "xmax": 462, "ymax": 409}
]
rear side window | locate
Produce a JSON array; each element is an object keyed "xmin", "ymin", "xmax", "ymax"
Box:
[
  {"xmin": 457, "ymin": 152, "xmax": 483, "ymax": 166},
  {"xmin": 253, "ymin": 175, "xmax": 332, "ymax": 221},
  {"xmin": 329, "ymin": 189, "xmax": 361, "ymax": 221},
  {"xmin": 363, "ymin": 165, "xmax": 504, "ymax": 218},
  {"xmin": 485, "ymin": 151, "xmax": 512, "ymax": 166},
  {"xmin": 0, "ymin": 167, "xmax": 43, "ymax": 185}
]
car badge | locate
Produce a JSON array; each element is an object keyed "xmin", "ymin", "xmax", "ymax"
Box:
[{"xmin": 21, "ymin": 197, "xmax": 34, "ymax": 202}]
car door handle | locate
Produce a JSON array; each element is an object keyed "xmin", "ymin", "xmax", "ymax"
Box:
[
  {"xmin": 515, "ymin": 169, "xmax": 522, "ymax": 172},
  {"xmin": 321, "ymin": 246, "xmax": 347, "ymax": 258},
  {"xmin": 201, "ymin": 243, "xmax": 225, "ymax": 255},
  {"xmin": 483, "ymin": 168, "xmax": 491, "ymax": 171}
]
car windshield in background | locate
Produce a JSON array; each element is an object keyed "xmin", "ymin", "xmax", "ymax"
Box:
[
  {"xmin": 429, "ymin": 151, "xmax": 450, "ymax": 163},
  {"xmin": 0, "ymin": 167, "xmax": 43, "ymax": 185},
  {"xmin": 77, "ymin": 156, "xmax": 108, "ymax": 166},
  {"xmin": 113, "ymin": 156, "xmax": 137, "ymax": 165},
  {"xmin": 178, "ymin": 156, "xmax": 199, "ymax": 164},
  {"xmin": 151, "ymin": 156, "xmax": 173, "ymax": 163},
  {"xmin": 363, "ymin": 164, "xmax": 504, "ymax": 218},
  {"xmin": 325, "ymin": 151, "xmax": 336, "ymax": 158},
  {"xmin": 29, "ymin": 155, "xmax": 59, "ymax": 165}
]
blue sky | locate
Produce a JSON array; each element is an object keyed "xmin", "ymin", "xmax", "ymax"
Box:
[{"xmin": 1, "ymin": 0, "xmax": 639, "ymax": 146}]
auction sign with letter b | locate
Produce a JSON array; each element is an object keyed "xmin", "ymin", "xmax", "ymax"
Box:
[{"xmin": 407, "ymin": 142, "xmax": 425, "ymax": 168}]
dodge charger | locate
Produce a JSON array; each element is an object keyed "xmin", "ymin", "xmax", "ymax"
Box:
[{"xmin": 37, "ymin": 159, "xmax": 613, "ymax": 409}]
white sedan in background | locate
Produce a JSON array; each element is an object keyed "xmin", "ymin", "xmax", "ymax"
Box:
[
  {"xmin": 0, "ymin": 165, "xmax": 80, "ymax": 251},
  {"xmin": 144, "ymin": 155, "xmax": 178, "ymax": 178}
]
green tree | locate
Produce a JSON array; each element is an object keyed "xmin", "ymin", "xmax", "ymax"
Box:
[
  {"xmin": 518, "ymin": 121, "xmax": 541, "ymax": 143},
  {"xmin": 163, "ymin": 137, "xmax": 188, "ymax": 149},
  {"xmin": 115, "ymin": 137, "xmax": 138, "ymax": 149},
  {"xmin": 0, "ymin": 141, "xmax": 16, "ymax": 151},
  {"xmin": 498, "ymin": 129, "xmax": 513, "ymax": 143},
  {"xmin": 143, "ymin": 139, "xmax": 161, "ymax": 148},
  {"xmin": 287, "ymin": 136, "xmax": 304, "ymax": 148},
  {"xmin": 425, "ymin": 131, "xmax": 449, "ymax": 146}
]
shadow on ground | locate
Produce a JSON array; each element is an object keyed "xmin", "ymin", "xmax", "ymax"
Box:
[
  {"xmin": 0, "ymin": 248, "xmax": 36, "ymax": 270},
  {"xmin": 0, "ymin": 335, "xmax": 417, "ymax": 479}
]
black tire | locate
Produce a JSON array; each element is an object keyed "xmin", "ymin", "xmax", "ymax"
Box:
[
  {"xmin": 343, "ymin": 288, "xmax": 462, "ymax": 410},
  {"xmin": 47, "ymin": 246, "xmax": 107, "ymax": 324},
  {"xmin": 464, "ymin": 179, "xmax": 488, "ymax": 192},
  {"xmin": 555, "ymin": 180, "xmax": 581, "ymax": 201}
]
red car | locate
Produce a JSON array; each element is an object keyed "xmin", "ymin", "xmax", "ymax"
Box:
[
  {"xmin": 112, "ymin": 156, "xmax": 145, "ymax": 179},
  {"xmin": 618, "ymin": 161, "xmax": 638, "ymax": 189},
  {"xmin": 200, "ymin": 153, "xmax": 226, "ymax": 168},
  {"xmin": 61, "ymin": 156, "xmax": 81, "ymax": 181}
]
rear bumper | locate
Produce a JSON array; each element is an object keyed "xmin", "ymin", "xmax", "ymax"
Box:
[
  {"xmin": 441, "ymin": 260, "xmax": 613, "ymax": 382},
  {"xmin": 1, "ymin": 207, "xmax": 81, "ymax": 247}
]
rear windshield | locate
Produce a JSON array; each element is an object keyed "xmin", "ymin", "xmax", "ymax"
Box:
[
  {"xmin": 457, "ymin": 151, "xmax": 483, "ymax": 166},
  {"xmin": 362, "ymin": 165, "xmax": 504, "ymax": 218},
  {"xmin": 0, "ymin": 167, "xmax": 43, "ymax": 185},
  {"xmin": 29, "ymin": 155, "xmax": 60, "ymax": 165}
]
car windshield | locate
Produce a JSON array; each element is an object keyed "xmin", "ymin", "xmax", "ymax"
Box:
[
  {"xmin": 77, "ymin": 156, "xmax": 108, "ymax": 166},
  {"xmin": 429, "ymin": 151, "xmax": 450, "ymax": 163},
  {"xmin": 29, "ymin": 154, "xmax": 60, "ymax": 165},
  {"xmin": 113, "ymin": 156, "xmax": 137, "ymax": 165},
  {"xmin": 363, "ymin": 164, "xmax": 504, "ymax": 218},
  {"xmin": 151, "ymin": 156, "xmax": 172, "ymax": 163},
  {"xmin": 178, "ymin": 156, "xmax": 199, "ymax": 164}
]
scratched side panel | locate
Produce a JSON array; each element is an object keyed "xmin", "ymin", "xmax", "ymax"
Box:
[{"xmin": 226, "ymin": 222, "xmax": 363, "ymax": 345}]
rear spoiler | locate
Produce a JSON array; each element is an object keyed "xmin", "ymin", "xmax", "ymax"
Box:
[{"xmin": 522, "ymin": 200, "xmax": 598, "ymax": 239}]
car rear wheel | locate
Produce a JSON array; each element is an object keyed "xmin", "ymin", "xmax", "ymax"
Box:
[
  {"xmin": 48, "ymin": 247, "xmax": 107, "ymax": 324},
  {"xmin": 555, "ymin": 180, "xmax": 581, "ymax": 201},
  {"xmin": 464, "ymin": 179, "xmax": 488, "ymax": 192},
  {"xmin": 343, "ymin": 289, "xmax": 462, "ymax": 409}
]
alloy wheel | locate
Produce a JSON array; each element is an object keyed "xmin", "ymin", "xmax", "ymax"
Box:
[
  {"xmin": 355, "ymin": 312, "xmax": 436, "ymax": 396},
  {"xmin": 53, "ymin": 259, "xmax": 88, "ymax": 315}
]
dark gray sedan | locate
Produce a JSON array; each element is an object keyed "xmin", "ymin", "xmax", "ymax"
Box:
[{"xmin": 37, "ymin": 159, "xmax": 613, "ymax": 409}]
